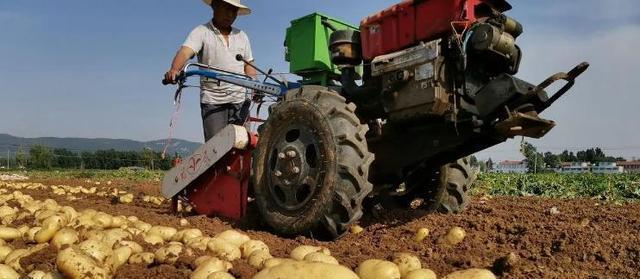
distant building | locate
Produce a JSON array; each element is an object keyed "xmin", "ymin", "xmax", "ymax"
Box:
[
  {"xmin": 618, "ymin": 161, "xmax": 640, "ymax": 173},
  {"xmin": 591, "ymin": 162, "xmax": 623, "ymax": 174},
  {"xmin": 558, "ymin": 162, "xmax": 590, "ymax": 174},
  {"xmin": 494, "ymin": 160, "xmax": 528, "ymax": 174}
]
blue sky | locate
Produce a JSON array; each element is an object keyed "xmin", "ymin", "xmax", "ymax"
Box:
[{"xmin": 1, "ymin": 0, "xmax": 639, "ymax": 160}]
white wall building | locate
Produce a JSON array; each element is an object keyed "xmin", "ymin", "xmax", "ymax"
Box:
[
  {"xmin": 591, "ymin": 162, "xmax": 623, "ymax": 174},
  {"xmin": 558, "ymin": 162, "xmax": 590, "ymax": 173},
  {"xmin": 494, "ymin": 160, "xmax": 528, "ymax": 174}
]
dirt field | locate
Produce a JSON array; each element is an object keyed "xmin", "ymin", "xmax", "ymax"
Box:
[{"xmin": 6, "ymin": 177, "xmax": 640, "ymax": 278}]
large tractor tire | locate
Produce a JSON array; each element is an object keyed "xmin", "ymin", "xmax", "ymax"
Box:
[
  {"xmin": 252, "ymin": 86, "xmax": 374, "ymax": 238},
  {"xmin": 406, "ymin": 158, "xmax": 475, "ymax": 213}
]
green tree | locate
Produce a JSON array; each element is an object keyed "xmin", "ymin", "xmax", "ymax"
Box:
[
  {"xmin": 520, "ymin": 142, "xmax": 545, "ymax": 173},
  {"xmin": 53, "ymin": 148, "xmax": 80, "ymax": 168},
  {"xmin": 543, "ymin": 152, "xmax": 561, "ymax": 169},
  {"xmin": 15, "ymin": 146, "xmax": 26, "ymax": 168},
  {"xmin": 28, "ymin": 145, "xmax": 54, "ymax": 169}
]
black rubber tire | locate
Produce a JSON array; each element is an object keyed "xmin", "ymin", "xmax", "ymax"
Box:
[
  {"xmin": 436, "ymin": 158, "xmax": 475, "ymax": 213},
  {"xmin": 252, "ymin": 85, "xmax": 374, "ymax": 238},
  {"xmin": 406, "ymin": 158, "xmax": 475, "ymax": 213}
]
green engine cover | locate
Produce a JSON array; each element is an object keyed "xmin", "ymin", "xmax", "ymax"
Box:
[{"xmin": 285, "ymin": 13, "xmax": 360, "ymax": 85}]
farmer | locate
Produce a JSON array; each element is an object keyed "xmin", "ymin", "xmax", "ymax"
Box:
[{"xmin": 164, "ymin": 0, "xmax": 257, "ymax": 141}]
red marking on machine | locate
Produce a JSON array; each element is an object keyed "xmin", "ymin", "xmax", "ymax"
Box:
[{"xmin": 185, "ymin": 132, "xmax": 258, "ymax": 219}]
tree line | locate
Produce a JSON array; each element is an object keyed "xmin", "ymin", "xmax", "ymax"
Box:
[
  {"xmin": 12, "ymin": 145, "xmax": 178, "ymax": 170},
  {"xmin": 468, "ymin": 143, "xmax": 627, "ymax": 173}
]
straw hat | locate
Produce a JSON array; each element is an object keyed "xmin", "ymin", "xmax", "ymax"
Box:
[{"xmin": 202, "ymin": 0, "xmax": 251, "ymax": 16}]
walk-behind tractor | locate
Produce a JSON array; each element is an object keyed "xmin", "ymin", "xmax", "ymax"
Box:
[{"xmin": 162, "ymin": 0, "xmax": 588, "ymax": 238}]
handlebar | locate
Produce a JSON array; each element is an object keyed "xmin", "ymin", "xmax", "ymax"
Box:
[{"xmin": 162, "ymin": 71, "xmax": 184, "ymax": 85}]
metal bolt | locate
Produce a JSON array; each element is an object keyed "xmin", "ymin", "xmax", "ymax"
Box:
[
  {"xmin": 287, "ymin": 150, "xmax": 297, "ymax": 158},
  {"xmin": 278, "ymin": 153, "xmax": 286, "ymax": 159},
  {"xmin": 274, "ymin": 170, "xmax": 282, "ymax": 177},
  {"xmin": 292, "ymin": 167, "xmax": 300, "ymax": 174}
]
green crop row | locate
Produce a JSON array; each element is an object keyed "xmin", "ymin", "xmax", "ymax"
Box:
[
  {"xmin": 473, "ymin": 173, "xmax": 640, "ymax": 202},
  {"xmin": 15, "ymin": 169, "xmax": 165, "ymax": 182}
]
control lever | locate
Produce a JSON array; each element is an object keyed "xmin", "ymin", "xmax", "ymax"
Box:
[{"xmin": 235, "ymin": 55, "xmax": 285, "ymax": 87}]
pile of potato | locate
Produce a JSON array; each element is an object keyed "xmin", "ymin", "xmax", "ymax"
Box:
[
  {"xmin": 0, "ymin": 181, "xmax": 498, "ymax": 279},
  {"xmin": 0, "ymin": 181, "xmax": 166, "ymax": 206}
]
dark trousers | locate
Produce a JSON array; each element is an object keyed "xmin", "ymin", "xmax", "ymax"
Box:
[{"xmin": 201, "ymin": 100, "xmax": 251, "ymax": 142}]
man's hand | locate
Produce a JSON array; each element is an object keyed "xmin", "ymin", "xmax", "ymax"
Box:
[
  {"xmin": 164, "ymin": 46, "xmax": 196, "ymax": 85},
  {"xmin": 164, "ymin": 69, "xmax": 181, "ymax": 84}
]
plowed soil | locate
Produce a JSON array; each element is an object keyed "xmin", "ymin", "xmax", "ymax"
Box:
[{"xmin": 19, "ymin": 178, "xmax": 640, "ymax": 278}]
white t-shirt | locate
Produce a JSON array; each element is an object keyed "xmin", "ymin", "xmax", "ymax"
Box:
[{"xmin": 182, "ymin": 21, "xmax": 254, "ymax": 105}]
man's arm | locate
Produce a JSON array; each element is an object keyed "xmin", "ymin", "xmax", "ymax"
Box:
[
  {"xmin": 164, "ymin": 46, "xmax": 196, "ymax": 84},
  {"xmin": 244, "ymin": 62, "xmax": 257, "ymax": 80}
]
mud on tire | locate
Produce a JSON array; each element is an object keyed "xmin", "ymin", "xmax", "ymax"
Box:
[{"xmin": 252, "ymin": 86, "xmax": 374, "ymax": 238}]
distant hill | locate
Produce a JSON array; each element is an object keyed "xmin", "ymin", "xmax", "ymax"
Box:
[{"xmin": 0, "ymin": 134, "xmax": 201, "ymax": 157}]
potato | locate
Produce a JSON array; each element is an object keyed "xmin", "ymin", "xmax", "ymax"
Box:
[
  {"xmin": 392, "ymin": 253, "xmax": 421, "ymax": 277},
  {"xmin": 442, "ymin": 268, "xmax": 496, "ymax": 279},
  {"xmin": 147, "ymin": 226, "xmax": 177, "ymax": 241},
  {"xmin": 35, "ymin": 210, "xmax": 56, "ymax": 222},
  {"xmin": 25, "ymin": 227, "xmax": 41, "ymax": 243},
  {"xmin": 262, "ymin": 258, "xmax": 296, "ymax": 269},
  {"xmin": 254, "ymin": 261, "xmax": 359, "ymax": 279},
  {"xmin": 214, "ymin": 230, "xmax": 250, "ymax": 247},
  {"xmin": 248, "ymin": 250, "xmax": 273, "ymax": 269},
  {"xmin": 125, "ymin": 227, "xmax": 143, "ymax": 236},
  {"xmin": 78, "ymin": 239, "xmax": 113, "ymax": 264},
  {"xmin": 0, "ymin": 227, "xmax": 21, "ymax": 241},
  {"xmin": 194, "ymin": 256, "xmax": 213, "ymax": 267},
  {"xmin": 59, "ymin": 206, "xmax": 78, "ymax": 223},
  {"xmin": 119, "ymin": 194, "xmax": 134, "ymax": 204},
  {"xmin": 186, "ymin": 236, "xmax": 211, "ymax": 251},
  {"xmin": 28, "ymin": 270, "xmax": 64, "ymax": 279},
  {"xmin": 0, "ymin": 206, "xmax": 16, "ymax": 217},
  {"xmin": 350, "ymin": 225, "xmax": 364, "ymax": 234},
  {"xmin": 303, "ymin": 252, "xmax": 339, "ymax": 265},
  {"xmin": 0, "ymin": 264, "xmax": 19, "ymax": 279},
  {"xmin": 208, "ymin": 238, "xmax": 241, "ymax": 261},
  {"xmin": 35, "ymin": 226, "xmax": 61, "ymax": 244},
  {"xmin": 190, "ymin": 257, "xmax": 232, "ymax": 279},
  {"xmin": 81, "ymin": 229, "xmax": 106, "ymax": 241},
  {"xmin": 240, "ymin": 240, "xmax": 269, "ymax": 259},
  {"xmin": 111, "ymin": 216, "xmax": 127, "ymax": 228},
  {"xmin": 0, "ymin": 246, "xmax": 13, "ymax": 262},
  {"xmin": 106, "ymin": 246, "xmax": 132, "ymax": 270},
  {"xmin": 356, "ymin": 259, "xmax": 401, "ymax": 279},
  {"xmin": 173, "ymin": 228, "xmax": 203, "ymax": 243},
  {"xmin": 16, "ymin": 226, "xmax": 29, "ymax": 236},
  {"xmin": 102, "ymin": 228, "xmax": 131, "ymax": 248},
  {"xmin": 51, "ymin": 228, "xmax": 79, "ymax": 249},
  {"xmin": 143, "ymin": 233, "xmax": 164, "ymax": 245},
  {"xmin": 179, "ymin": 219, "xmax": 189, "ymax": 227},
  {"xmin": 405, "ymin": 269, "xmax": 437, "ymax": 279},
  {"xmin": 27, "ymin": 270, "xmax": 47, "ymax": 279},
  {"xmin": 154, "ymin": 244, "xmax": 183, "ymax": 264},
  {"xmin": 5, "ymin": 243, "xmax": 46, "ymax": 271},
  {"xmin": 414, "ymin": 228, "xmax": 430, "ymax": 242},
  {"xmin": 117, "ymin": 241, "xmax": 143, "ymax": 254},
  {"xmin": 56, "ymin": 247, "xmax": 110, "ymax": 279},
  {"xmin": 441, "ymin": 227, "xmax": 466, "ymax": 246},
  {"xmin": 290, "ymin": 245, "xmax": 330, "ymax": 261},
  {"xmin": 128, "ymin": 252, "xmax": 155, "ymax": 266},
  {"xmin": 92, "ymin": 213, "xmax": 113, "ymax": 229},
  {"xmin": 4, "ymin": 249, "xmax": 28, "ymax": 269},
  {"xmin": 207, "ymin": 272, "xmax": 235, "ymax": 279}
]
